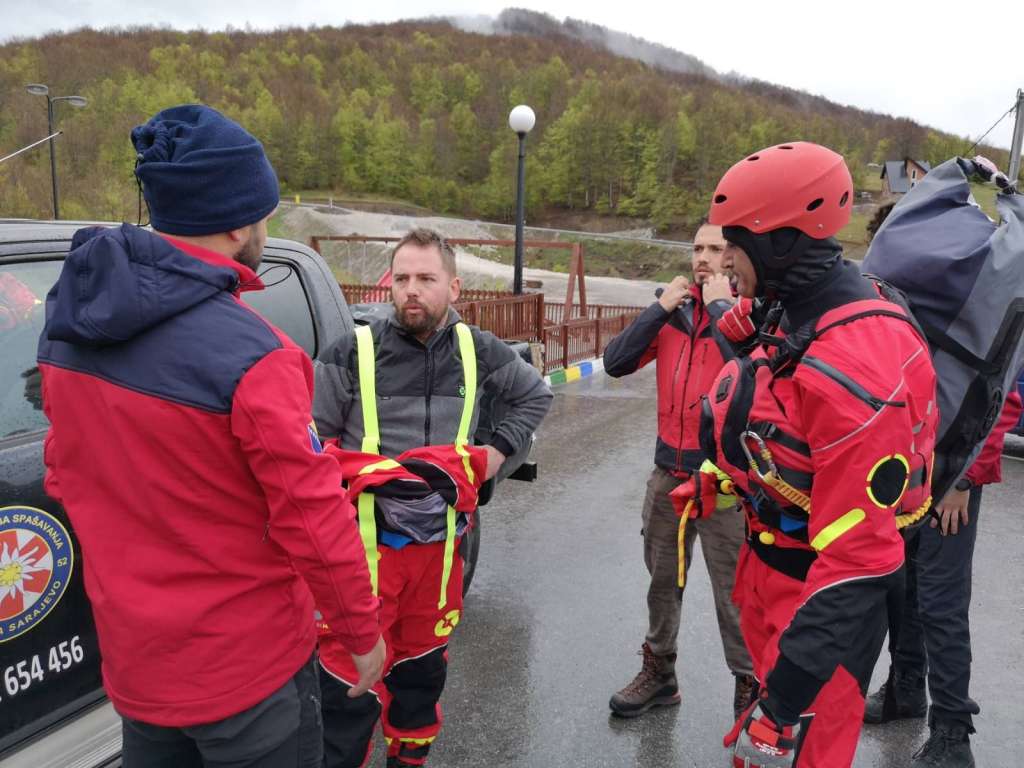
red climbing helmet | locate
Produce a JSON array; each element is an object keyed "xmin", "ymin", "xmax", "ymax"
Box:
[{"xmin": 708, "ymin": 142, "xmax": 853, "ymax": 239}]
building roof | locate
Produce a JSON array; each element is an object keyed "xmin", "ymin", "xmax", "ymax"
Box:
[{"xmin": 881, "ymin": 159, "xmax": 931, "ymax": 194}]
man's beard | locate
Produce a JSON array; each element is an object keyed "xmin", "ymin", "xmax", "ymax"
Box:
[
  {"xmin": 235, "ymin": 226, "xmax": 263, "ymax": 271},
  {"xmin": 395, "ymin": 301, "xmax": 446, "ymax": 336}
]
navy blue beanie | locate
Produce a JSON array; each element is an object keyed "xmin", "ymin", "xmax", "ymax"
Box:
[{"xmin": 131, "ymin": 105, "xmax": 279, "ymax": 236}]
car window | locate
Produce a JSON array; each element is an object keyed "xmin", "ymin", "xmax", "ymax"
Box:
[
  {"xmin": 0, "ymin": 262, "xmax": 57, "ymax": 440},
  {"xmin": 242, "ymin": 258, "xmax": 317, "ymax": 357}
]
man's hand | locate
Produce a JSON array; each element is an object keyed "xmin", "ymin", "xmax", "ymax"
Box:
[
  {"xmin": 702, "ymin": 273, "xmax": 735, "ymax": 305},
  {"xmin": 483, "ymin": 445, "xmax": 507, "ymax": 481},
  {"xmin": 348, "ymin": 635, "xmax": 386, "ymax": 698},
  {"xmin": 931, "ymin": 487, "xmax": 970, "ymax": 535},
  {"xmin": 658, "ymin": 275, "xmax": 690, "ymax": 313}
]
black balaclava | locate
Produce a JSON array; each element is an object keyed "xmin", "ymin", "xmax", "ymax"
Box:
[{"xmin": 722, "ymin": 225, "xmax": 842, "ymax": 301}]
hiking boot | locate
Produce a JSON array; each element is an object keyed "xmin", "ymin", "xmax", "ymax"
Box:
[
  {"xmin": 609, "ymin": 643, "xmax": 680, "ymax": 717},
  {"xmin": 910, "ymin": 721, "xmax": 975, "ymax": 767},
  {"xmin": 732, "ymin": 674, "xmax": 759, "ymax": 721},
  {"xmin": 863, "ymin": 668, "xmax": 927, "ymax": 724}
]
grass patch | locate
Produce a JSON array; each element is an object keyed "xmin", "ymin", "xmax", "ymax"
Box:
[
  {"xmin": 968, "ymin": 183, "xmax": 1001, "ymax": 220},
  {"xmin": 267, "ymin": 210, "xmax": 288, "ymax": 239},
  {"xmin": 859, "ymin": 165, "xmax": 883, "ymax": 193},
  {"xmin": 838, "ymin": 210, "xmax": 872, "ymax": 246}
]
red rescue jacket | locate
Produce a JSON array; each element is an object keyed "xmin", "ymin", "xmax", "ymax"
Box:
[
  {"xmin": 705, "ymin": 297, "xmax": 938, "ymax": 589},
  {"xmin": 37, "ymin": 226, "xmax": 379, "ymax": 726},
  {"xmin": 604, "ymin": 285, "xmax": 734, "ymax": 473}
]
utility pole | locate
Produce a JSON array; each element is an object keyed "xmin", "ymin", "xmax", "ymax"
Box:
[{"xmin": 1009, "ymin": 88, "xmax": 1024, "ymax": 185}]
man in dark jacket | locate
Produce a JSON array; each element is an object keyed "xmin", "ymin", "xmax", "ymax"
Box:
[
  {"xmin": 602, "ymin": 223, "xmax": 756, "ymax": 720},
  {"xmin": 313, "ymin": 228, "xmax": 552, "ymax": 767},
  {"xmin": 864, "ymin": 392, "xmax": 1022, "ymax": 768},
  {"xmin": 38, "ymin": 105, "xmax": 384, "ymax": 768}
]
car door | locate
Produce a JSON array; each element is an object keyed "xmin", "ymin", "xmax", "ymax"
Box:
[{"xmin": 0, "ymin": 254, "xmax": 108, "ymax": 760}]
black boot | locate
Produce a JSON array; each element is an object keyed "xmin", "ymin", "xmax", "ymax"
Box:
[
  {"xmin": 910, "ymin": 721, "xmax": 975, "ymax": 767},
  {"xmin": 863, "ymin": 667, "xmax": 927, "ymax": 724}
]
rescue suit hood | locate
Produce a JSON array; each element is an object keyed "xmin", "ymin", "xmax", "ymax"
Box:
[
  {"xmin": 723, "ymin": 225, "xmax": 842, "ymax": 301},
  {"xmin": 45, "ymin": 223, "xmax": 252, "ymax": 347},
  {"xmin": 781, "ymin": 259, "xmax": 880, "ymax": 331}
]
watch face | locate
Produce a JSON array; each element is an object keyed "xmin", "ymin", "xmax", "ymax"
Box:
[{"xmin": 955, "ymin": 479, "xmax": 972, "ymax": 492}]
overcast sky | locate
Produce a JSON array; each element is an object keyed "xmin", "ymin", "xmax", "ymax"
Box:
[{"xmin": 4, "ymin": 0, "xmax": 1021, "ymax": 151}]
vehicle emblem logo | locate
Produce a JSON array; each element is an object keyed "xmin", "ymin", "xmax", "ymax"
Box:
[{"xmin": 0, "ymin": 506, "xmax": 74, "ymax": 643}]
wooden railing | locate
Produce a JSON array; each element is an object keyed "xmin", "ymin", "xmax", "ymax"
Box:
[
  {"xmin": 338, "ymin": 283, "xmax": 641, "ymax": 374},
  {"xmin": 544, "ymin": 302, "xmax": 645, "ymax": 326},
  {"xmin": 541, "ymin": 311, "xmax": 643, "ymax": 373},
  {"xmin": 456, "ymin": 293, "xmax": 545, "ymax": 342},
  {"xmin": 341, "ymin": 284, "xmax": 511, "ymax": 305}
]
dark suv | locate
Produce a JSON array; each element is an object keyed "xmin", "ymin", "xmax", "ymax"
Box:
[{"xmin": 0, "ymin": 220, "xmax": 525, "ymax": 767}]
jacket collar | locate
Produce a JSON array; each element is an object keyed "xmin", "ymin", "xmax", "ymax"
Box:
[{"xmin": 158, "ymin": 234, "xmax": 263, "ymax": 294}]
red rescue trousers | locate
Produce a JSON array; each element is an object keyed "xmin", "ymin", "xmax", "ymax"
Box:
[
  {"xmin": 319, "ymin": 541, "xmax": 465, "ymax": 767},
  {"xmin": 731, "ymin": 544, "xmax": 875, "ymax": 767}
]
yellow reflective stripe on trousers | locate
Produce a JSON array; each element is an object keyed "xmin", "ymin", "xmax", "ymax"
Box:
[
  {"xmin": 355, "ymin": 325, "xmax": 380, "ymax": 594},
  {"xmin": 439, "ymin": 323, "xmax": 477, "ymax": 609},
  {"xmin": 810, "ymin": 508, "xmax": 866, "ymax": 551}
]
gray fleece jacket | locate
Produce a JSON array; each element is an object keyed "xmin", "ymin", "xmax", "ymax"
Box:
[{"xmin": 313, "ymin": 306, "xmax": 552, "ymax": 459}]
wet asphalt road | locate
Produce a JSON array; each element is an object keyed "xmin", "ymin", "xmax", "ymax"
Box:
[{"xmin": 424, "ymin": 367, "xmax": 1023, "ymax": 768}]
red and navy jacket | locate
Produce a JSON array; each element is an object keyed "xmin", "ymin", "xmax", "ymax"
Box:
[
  {"xmin": 603, "ymin": 284, "xmax": 734, "ymax": 474},
  {"xmin": 704, "ymin": 260, "xmax": 939, "ymax": 717},
  {"xmin": 37, "ymin": 224, "xmax": 379, "ymax": 727}
]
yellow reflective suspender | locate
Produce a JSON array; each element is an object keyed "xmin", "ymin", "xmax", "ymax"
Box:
[
  {"xmin": 355, "ymin": 325, "xmax": 381, "ymax": 595},
  {"xmin": 442, "ymin": 323, "xmax": 477, "ymax": 609},
  {"xmin": 352, "ymin": 322, "xmax": 477, "ymax": 609}
]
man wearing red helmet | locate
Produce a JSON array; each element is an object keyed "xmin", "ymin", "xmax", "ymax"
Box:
[{"xmin": 687, "ymin": 142, "xmax": 939, "ymax": 767}]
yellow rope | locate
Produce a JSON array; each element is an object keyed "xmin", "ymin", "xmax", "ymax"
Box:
[{"xmin": 895, "ymin": 496, "xmax": 933, "ymax": 529}]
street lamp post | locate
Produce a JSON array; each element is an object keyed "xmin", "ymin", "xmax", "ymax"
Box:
[
  {"xmin": 508, "ymin": 105, "xmax": 535, "ymax": 294},
  {"xmin": 25, "ymin": 84, "xmax": 88, "ymax": 220}
]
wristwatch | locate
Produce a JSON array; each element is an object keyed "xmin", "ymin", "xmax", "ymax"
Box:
[{"xmin": 954, "ymin": 478, "xmax": 973, "ymax": 492}]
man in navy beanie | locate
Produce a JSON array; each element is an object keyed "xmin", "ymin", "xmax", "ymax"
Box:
[
  {"xmin": 131, "ymin": 104, "xmax": 281, "ymax": 268},
  {"xmin": 38, "ymin": 104, "xmax": 385, "ymax": 767}
]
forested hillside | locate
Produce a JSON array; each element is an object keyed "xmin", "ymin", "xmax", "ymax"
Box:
[{"xmin": 0, "ymin": 15, "xmax": 1009, "ymax": 229}]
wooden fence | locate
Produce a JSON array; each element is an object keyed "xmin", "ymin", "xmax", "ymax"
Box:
[
  {"xmin": 338, "ymin": 284, "xmax": 643, "ymax": 374},
  {"xmin": 542, "ymin": 313, "xmax": 642, "ymax": 373},
  {"xmin": 341, "ymin": 284, "xmax": 512, "ymax": 305}
]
